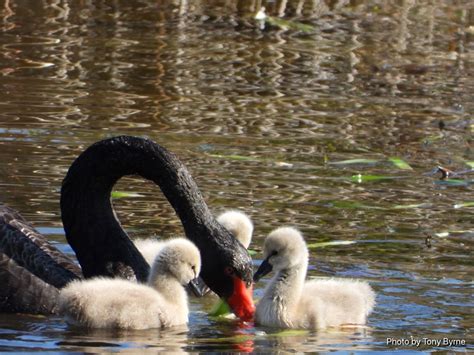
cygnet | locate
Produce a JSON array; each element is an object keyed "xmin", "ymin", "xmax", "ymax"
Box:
[
  {"xmin": 59, "ymin": 238, "xmax": 201, "ymax": 329},
  {"xmin": 254, "ymin": 227, "xmax": 375, "ymax": 329},
  {"xmin": 134, "ymin": 209, "xmax": 253, "ymax": 266}
]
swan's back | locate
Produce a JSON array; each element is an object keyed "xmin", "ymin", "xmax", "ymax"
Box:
[
  {"xmin": 0, "ymin": 252, "xmax": 60, "ymax": 314},
  {"xmin": 59, "ymin": 278, "xmax": 171, "ymax": 329},
  {"xmin": 298, "ymin": 278, "xmax": 376, "ymax": 329},
  {"xmin": 0, "ymin": 205, "xmax": 81, "ymax": 314}
]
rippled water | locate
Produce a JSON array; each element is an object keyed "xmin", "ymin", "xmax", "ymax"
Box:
[{"xmin": 0, "ymin": 0, "xmax": 473, "ymax": 352}]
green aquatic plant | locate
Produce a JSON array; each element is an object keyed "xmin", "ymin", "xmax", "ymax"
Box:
[
  {"xmin": 388, "ymin": 157, "xmax": 413, "ymax": 170},
  {"xmin": 208, "ymin": 153, "xmax": 292, "ymax": 167},
  {"xmin": 111, "ymin": 191, "xmax": 144, "ymax": 198},
  {"xmin": 208, "ymin": 153, "xmax": 259, "ymax": 162},
  {"xmin": 392, "ymin": 203, "xmax": 431, "ymax": 209},
  {"xmin": 351, "ymin": 174, "xmax": 398, "ymax": 183},
  {"xmin": 209, "ymin": 299, "xmax": 232, "ymax": 317},
  {"xmin": 265, "ymin": 16, "xmax": 315, "ymax": 32},
  {"xmin": 307, "ymin": 240, "xmax": 356, "ymax": 249},
  {"xmin": 330, "ymin": 157, "xmax": 413, "ymax": 170},
  {"xmin": 329, "ymin": 158, "xmax": 379, "ymax": 165},
  {"xmin": 328, "ymin": 200, "xmax": 381, "ymax": 210},
  {"xmin": 434, "ymin": 179, "xmax": 469, "ymax": 187},
  {"xmin": 254, "ymin": 6, "xmax": 315, "ymax": 33},
  {"xmin": 267, "ymin": 329, "xmax": 309, "ymax": 337},
  {"xmin": 453, "ymin": 201, "xmax": 474, "ymax": 208}
]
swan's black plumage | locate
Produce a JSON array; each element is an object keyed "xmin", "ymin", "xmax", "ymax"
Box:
[
  {"xmin": 0, "ymin": 136, "xmax": 254, "ymax": 314},
  {"xmin": 0, "ymin": 204, "xmax": 81, "ymax": 313}
]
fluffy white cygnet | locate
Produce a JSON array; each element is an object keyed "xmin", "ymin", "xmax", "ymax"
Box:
[
  {"xmin": 134, "ymin": 210, "xmax": 253, "ymax": 266},
  {"xmin": 254, "ymin": 227, "xmax": 375, "ymax": 330},
  {"xmin": 58, "ymin": 238, "xmax": 201, "ymax": 329},
  {"xmin": 216, "ymin": 210, "xmax": 253, "ymax": 249},
  {"xmin": 133, "ymin": 238, "xmax": 167, "ymax": 266}
]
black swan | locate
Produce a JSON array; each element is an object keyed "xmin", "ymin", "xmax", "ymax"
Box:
[{"xmin": 0, "ymin": 136, "xmax": 255, "ymax": 320}]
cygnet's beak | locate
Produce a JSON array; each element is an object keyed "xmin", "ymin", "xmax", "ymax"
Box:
[
  {"xmin": 253, "ymin": 257, "xmax": 273, "ymax": 282},
  {"xmin": 226, "ymin": 277, "xmax": 255, "ymax": 321},
  {"xmin": 187, "ymin": 277, "xmax": 210, "ymax": 297}
]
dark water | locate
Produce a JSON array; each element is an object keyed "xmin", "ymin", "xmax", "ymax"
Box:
[{"xmin": 0, "ymin": 0, "xmax": 473, "ymax": 352}]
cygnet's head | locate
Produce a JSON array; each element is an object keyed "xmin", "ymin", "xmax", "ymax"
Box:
[
  {"xmin": 254, "ymin": 227, "xmax": 308, "ymax": 282},
  {"xmin": 217, "ymin": 210, "xmax": 253, "ymax": 249},
  {"xmin": 149, "ymin": 238, "xmax": 201, "ymax": 287}
]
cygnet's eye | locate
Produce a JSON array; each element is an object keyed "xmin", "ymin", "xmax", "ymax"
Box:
[{"xmin": 270, "ymin": 250, "xmax": 278, "ymax": 257}]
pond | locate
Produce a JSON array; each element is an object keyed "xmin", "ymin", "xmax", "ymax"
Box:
[{"xmin": 0, "ymin": 0, "xmax": 472, "ymax": 352}]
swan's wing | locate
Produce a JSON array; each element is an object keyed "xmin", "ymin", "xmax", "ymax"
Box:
[
  {"xmin": 302, "ymin": 278, "xmax": 375, "ymax": 327},
  {"xmin": 0, "ymin": 252, "xmax": 60, "ymax": 314},
  {"xmin": 0, "ymin": 205, "xmax": 82, "ymax": 313},
  {"xmin": 0, "ymin": 206, "xmax": 82, "ymax": 283},
  {"xmin": 307, "ymin": 278, "xmax": 375, "ymax": 314}
]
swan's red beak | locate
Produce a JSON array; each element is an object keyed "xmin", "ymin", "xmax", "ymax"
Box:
[{"xmin": 226, "ymin": 277, "xmax": 255, "ymax": 321}]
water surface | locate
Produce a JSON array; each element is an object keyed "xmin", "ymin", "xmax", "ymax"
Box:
[{"xmin": 0, "ymin": 0, "xmax": 472, "ymax": 352}]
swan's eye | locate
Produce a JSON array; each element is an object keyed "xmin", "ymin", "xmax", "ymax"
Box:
[{"xmin": 224, "ymin": 266, "xmax": 235, "ymax": 276}]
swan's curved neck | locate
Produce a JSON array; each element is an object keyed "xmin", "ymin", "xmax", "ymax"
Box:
[{"xmin": 60, "ymin": 136, "xmax": 217, "ymax": 282}]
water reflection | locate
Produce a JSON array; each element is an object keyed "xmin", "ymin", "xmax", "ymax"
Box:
[
  {"xmin": 59, "ymin": 326, "xmax": 189, "ymax": 353},
  {"xmin": 0, "ymin": 0, "xmax": 473, "ymax": 352}
]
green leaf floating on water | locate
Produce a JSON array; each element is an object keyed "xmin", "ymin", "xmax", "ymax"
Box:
[
  {"xmin": 454, "ymin": 201, "xmax": 474, "ymax": 208},
  {"xmin": 208, "ymin": 153, "xmax": 292, "ymax": 167},
  {"xmin": 422, "ymin": 134, "xmax": 443, "ymax": 144},
  {"xmin": 208, "ymin": 154, "xmax": 259, "ymax": 162},
  {"xmin": 329, "ymin": 200, "xmax": 381, "ymax": 210},
  {"xmin": 393, "ymin": 203, "xmax": 430, "ymax": 210},
  {"xmin": 351, "ymin": 174, "xmax": 397, "ymax": 183},
  {"xmin": 434, "ymin": 179, "xmax": 468, "ymax": 187},
  {"xmin": 248, "ymin": 249, "xmax": 258, "ymax": 256},
  {"xmin": 466, "ymin": 161, "xmax": 474, "ymax": 168},
  {"xmin": 266, "ymin": 16, "xmax": 315, "ymax": 32},
  {"xmin": 307, "ymin": 240, "xmax": 356, "ymax": 249},
  {"xmin": 111, "ymin": 191, "xmax": 144, "ymax": 198},
  {"xmin": 434, "ymin": 230, "xmax": 472, "ymax": 237},
  {"xmin": 209, "ymin": 299, "xmax": 231, "ymax": 317},
  {"xmin": 329, "ymin": 158, "xmax": 379, "ymax": 165},
  {"xmin": 267, "ymin": 329, "xmax": 309, "ymax": 337},
  {"xmin": 331, "ymin": 200, "xmax": 365, "ymax": 209},
  {"xmin": 388, "ymin": 157, "xmax": 413, "ymax": 170}
]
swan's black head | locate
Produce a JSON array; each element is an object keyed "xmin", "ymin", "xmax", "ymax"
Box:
[{"xmin": 190, "ymin": 223, "xmax": 255, "ymax": 321}]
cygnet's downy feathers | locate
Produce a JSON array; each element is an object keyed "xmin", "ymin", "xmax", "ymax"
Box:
[
  {"xmin": 254, "ymin": 227, "xmax": 375, "ymax": 330},
  {"xmin": 133, "ymin": 238, "xmax": 167, "ymax": 266},
  {"xmin": 134, "ymin": 209, "xmax": 253, "ymax": 266},
  {"xmin": 59, "ymin": 238, "xmax": 201, "ymax": 329},
  {"xmin": 216, "ymin": 210, "xmax": 253, "ymax": 249}
]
